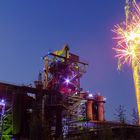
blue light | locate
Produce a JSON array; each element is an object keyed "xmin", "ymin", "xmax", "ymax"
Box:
[
  {"xmin": 55, "ymin": 59, "xmax": 59, "ymax": 63},
  {"xmin": 65, "ymin": 79, "xmax": 70, "ymax": 84},
  {"xmin": 1, "ymin": 99, "xmax": 4, "ymax": 103},
  {"xmin": 47, "ymin": 51, "xmax": 50, "ymax": 55},
  {"xmin": 88, "ymin": 94, "xmax": 93, "ymax": 98}
]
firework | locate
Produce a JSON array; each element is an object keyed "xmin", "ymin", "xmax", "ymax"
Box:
[{"xmin": 113, "ymin": 0, "xmax": 140, "ymax": 124}]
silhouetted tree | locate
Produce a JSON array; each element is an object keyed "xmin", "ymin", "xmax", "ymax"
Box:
[
  {"xmin": 131, "ymin": 108, "xmax": 139, "ymax": 125},
  {"xmin": 114, "ymin": 105, "xmax": 127, "ymax": 124},
  {"xmin": 114, "ymin": 105, "xmax": 127, "ymax": 140}
]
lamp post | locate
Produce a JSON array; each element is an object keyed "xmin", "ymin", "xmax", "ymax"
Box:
[{"xmin": 0, "ymin": 99, "xmax": 6, "ymax": 140}]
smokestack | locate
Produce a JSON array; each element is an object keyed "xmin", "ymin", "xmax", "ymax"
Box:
[
  {"xmin": 86, "ymin": 100, "xmax": 93, "ymax": 121},
  {"xmin": 97, "ymin": 96, "xmax": 105, "ymax": 121}
]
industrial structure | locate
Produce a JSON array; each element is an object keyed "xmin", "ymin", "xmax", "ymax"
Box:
[{"xmin": 0, "ymin": 45, "xmax": 106, "ymax": 140}]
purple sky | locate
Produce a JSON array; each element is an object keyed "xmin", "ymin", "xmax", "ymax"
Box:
[{"xmin": 0, "ymin": 0, "xmax": 137, "ymax": 121}]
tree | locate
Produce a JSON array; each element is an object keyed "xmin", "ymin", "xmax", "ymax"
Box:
[
  {"xmin": 114, "ymin": 105, "xmax": 127, "ymax": 123},
  {"xmin": 114, "ymin": 105, "xmax": 127, "ymax": 140},
  {"xmin": 131, "ymin": 108, "xmax": 139, "ymax": 125}
]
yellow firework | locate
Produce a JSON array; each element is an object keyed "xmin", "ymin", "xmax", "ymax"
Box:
[
  {"xmin": 113, "ymin": 0, "xmax": 140, "ymax": 124},
  {"xmin": 112, "ymin": 8, "xmax": 140, "ymax": 65}
]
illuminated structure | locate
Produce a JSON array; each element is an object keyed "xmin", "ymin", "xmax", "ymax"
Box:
[
  {"xmin": 112, "ymin": 0, "xmax": 140, "ymax": 124},
  {"xmin": 43, "ymin": 45, "xmax": 105, "ymax": 135},
  {"xmin": 0, "ymin": 46, "xmax": 106, "ymax": 139},
  {"xmin": 1, "ymin": 44, "xmax": 140, "ymax": 139},
  {"xmin": 43, "ymin": 45, "xmax": 87, "ymax": 95}
]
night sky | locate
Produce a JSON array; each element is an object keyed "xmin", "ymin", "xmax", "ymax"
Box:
[{"xmin": 0, "ymin": 0, "xmax": 137, "ymax": 121}]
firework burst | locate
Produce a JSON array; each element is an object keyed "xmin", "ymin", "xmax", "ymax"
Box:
[{"xmin": 113, "ymin": 0, "xmax": 140, "ymax": 66}]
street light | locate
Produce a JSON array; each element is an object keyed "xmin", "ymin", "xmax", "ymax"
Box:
[
  {"xmin": 0, "ymin": 99, "xmax": 5, "ymax": 140},
  {"xmin": 0, "ymin": 99, "xmax": 5, "ymax": 116}
]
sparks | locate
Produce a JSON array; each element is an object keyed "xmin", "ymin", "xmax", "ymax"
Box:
[{"xmin": 112, "ymin": 1, "xmax": 140, "ymax": 66}]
